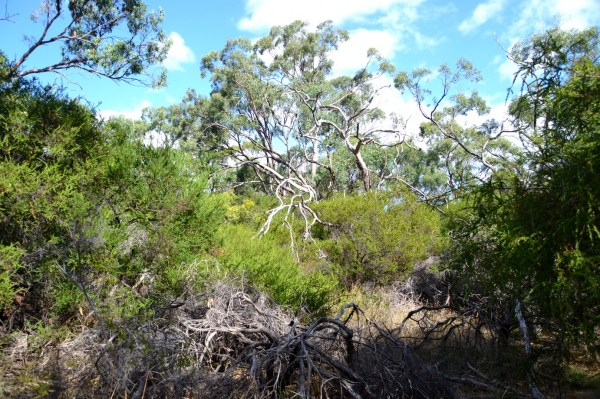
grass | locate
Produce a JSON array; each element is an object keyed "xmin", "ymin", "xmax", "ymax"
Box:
[
  {"xmin": 340, "ymin": 284, "xmax": 424, "ymax": 327},
  {"xmin": 567, "ymin": 367, "xmax": 600, "ymax": 390}
]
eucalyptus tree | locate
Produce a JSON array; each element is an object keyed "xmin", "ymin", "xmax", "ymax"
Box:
[
  {"xmin": 394, "ymin": 60, "xmax": 521, "ymax": 205},
  {"xmin": 140, "ymin": 90, "xmax": 227, "ymax": 158},
  {"xmin": 3, "ymin": 0, "xmax": 170, "ymax": 87},
  {"xmin": 197, "ymin": 21, "xmax": 407, "ymax": 236}
]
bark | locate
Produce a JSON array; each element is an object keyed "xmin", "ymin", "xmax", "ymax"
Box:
[{"xmin": 515, "ymin": 299, "xmax": 544, "ymax": 399}]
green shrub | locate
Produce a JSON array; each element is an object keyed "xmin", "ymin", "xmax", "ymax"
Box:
[
  {"xmin": 313, "ymin": 190, "xmax": 443, "ymax": 287},
  {"xmin": 446, "ymin": 27, "xmax": 600, "ymax": 355},
  {"xmin": 0, "ymin": 77, "xmax": 106, "ymax": 321},
  {"xmin": 0, "ymin": 78, "xmax": 225, "ymax": 326},
  {"xmin": 0, "ymin": 245, "xmax": 23, "ymax": 311},
  {"xmin": 567, "ymin": 368, "xmax": 600, "ymax": 390},
  {"xmin": 217, "ymin": 224, "xmax": 338, "ymax": 315}
]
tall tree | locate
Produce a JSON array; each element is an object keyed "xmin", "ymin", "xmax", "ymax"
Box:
[
  {"xmin": 196, "ymin": 21, "xmax": 407, "ymax": 236},
  {"xmin": 138, "ymin": 89, "xmax": 229, "ymax": 166},
  {"xmin": 394, "ymin": 60, "xmax": 521, "ymax": 205}
]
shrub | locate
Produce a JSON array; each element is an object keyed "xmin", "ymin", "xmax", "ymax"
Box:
[
  {"xmin": 216, "ymin": 224, "xmax": 338, "ymax": 315},
  {"xmin": 313, "ymin": 190, "xmax": 443, "ymax": 287}
]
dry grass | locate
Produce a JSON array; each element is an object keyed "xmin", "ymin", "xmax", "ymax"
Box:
[
  {"xmin": 2, "ymin": 267, "xmax": 598, "ymax": 398},
  {"xmin": 1, "ymin": 281, "xmax": 453, "ymax": 398},
  {"xmin": 339, "ymin": 266, "xmax": 584, "ymax": 399}
]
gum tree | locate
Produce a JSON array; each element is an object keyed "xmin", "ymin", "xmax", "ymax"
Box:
[
  {"xmin": 394, "ymin": 59, "xmax": 521, "ymax": 206},
  {"xmin": 196, "ymin": 21, "xmax": 409, "ymax": 237},
  {"xmin": 3, "ymin": 0, "xmax": 170, "ymax": 87}
]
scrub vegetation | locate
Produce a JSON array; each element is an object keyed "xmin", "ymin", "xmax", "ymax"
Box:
[{"xmin": 1, "ymin": 2, "xmax": 599, "ymax": 397}]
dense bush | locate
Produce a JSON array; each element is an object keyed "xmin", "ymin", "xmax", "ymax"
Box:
[
  {"xmin": 447, "ymin": 26, "xmax": 600, "ymax": 354},
  {"xmin": 0, "ymin": 77, "xmax": 225, "ymax": 328},
  {"xmin": 313, "ymin": 191, "xmax": 444, "ymax": 287},
  {"xmin": 216, "ymin": 223, "xmax": 338, "ymax": 315},
  {"xmin": 0, "ymin": 76, "xmax": 106, "ymax": 324}
]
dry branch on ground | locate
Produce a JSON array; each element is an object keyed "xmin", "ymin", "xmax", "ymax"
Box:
[{"xmin": 28, "ymin": 282, "xmax": 454, "ymax": 398}]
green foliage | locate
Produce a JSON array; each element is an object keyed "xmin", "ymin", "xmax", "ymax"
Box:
[
  {"xmin": 567, "ymin": 368, "xmax": 600, "ymax": 390},
  {"xmin": 0, "ymin": 76, "xmax": 105, "ymax": 318},
  {"xmin": 217, "ymin": 224, "xmax": 338, "ymax": 315},
  {"xmin": 314, "ymin": 138, "xmax": 449, "ymax": 200},
  {"xmin": 220, "ymin": 190, "xmax": 278, "ymax": 226},
  {"xmin": 0, "ymin": 245, "xmax": 24, "ymax": 311},
  {"xmin": 449, "ymin": 26, "xmax": 600, "ymax": 354},
  {"xmin": 313, "ymin": 191, "xmax": 443, "ymax": 286},
  {"xmin": 395, "ymin": 59, "xmax": 522, "ymax": 205},
  {"xmin": 139, "ymin": 90, "xmax": 228, "ymax": 165},
  {"xmin": 0, "ymin": 76, "xmax": 225, "ymax": 325},
  {"xmin": 5, "ymin": 1, "xmax": 169, "ymax": 87},
  {"xmin": 102, "ymin": 118, "xmax": 225, "ymax": 250},
  {"xmin": 195, "ymin": 19, "xmax": 405, "ymax": 209}
]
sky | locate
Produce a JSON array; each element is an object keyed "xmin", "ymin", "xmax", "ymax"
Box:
[{"xmin": 1, "ymin": 0, "xmax": 600, "ymax": 128}]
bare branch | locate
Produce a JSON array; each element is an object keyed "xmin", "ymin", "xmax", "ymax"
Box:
[{"xmin": 1, "ymin": 1, "xmax": 17, "ymax": 22}]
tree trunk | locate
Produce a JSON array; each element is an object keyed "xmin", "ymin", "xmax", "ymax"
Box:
[
  {"xmin": 354, "ymin": 150, "xmax": 371, "ymax": 191},
  {"xmin": 311, "ymin": 137, "xmax": 319, "ymax": 182}
]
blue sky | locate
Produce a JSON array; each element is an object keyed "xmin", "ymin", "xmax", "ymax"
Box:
[{"xmin": 2, "ymin": 0, "xmax": 599, "ymax": 126}]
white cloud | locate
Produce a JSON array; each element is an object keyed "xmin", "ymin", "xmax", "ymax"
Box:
[
  {"xmin": 456, "ymin": 100, "xmax": 523, "ymax": 147},
  {"xmin": 506, "ymin": 0, "xmax": 600, "ymax": 41},
  {"xmin": 458, "ymin": 0, "xmax": 506, "ymax": 34},
  {"xmin": 455, "ymin": 101, "xmax": 510, "ymax": 128},
  {"xmin": 163, "ymin": 32, "xmax": 195, "ymax": 72},
  {"xmin": 98, "ymin": 100, "xmax": 152, "ymax": 121},
  {"xmin": 553, "ymin": 0, "xmax": 600, "ymax": 29},
  {"xmin": 369, "ymin": 75, "xmax": 427, "ymax": 141},
  {"xmin": 238, "ymin": 0, "xmax": 424, "ymax": 32},
  {"xmin": 239, "ymin": 0, "xmax": 444, "ymax": 77},
  {"xmin": 498, "ymin": 56, "xmax": 519, "ymax": 82},
  {"xmin": 330, "ymin": 29, "xmax": 398, "ymax": 75},
  {"xmin": 367, "ymin": 75, "xmax": 518, "ymax": 147},
  {"xmin": 413, "ymin": 32, "xmax": 444, "ymax": 48}
]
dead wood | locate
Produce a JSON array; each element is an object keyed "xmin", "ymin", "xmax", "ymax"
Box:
[{"xmin": 37, "ymin": 282, "xmax": 454, "ymax": 398}]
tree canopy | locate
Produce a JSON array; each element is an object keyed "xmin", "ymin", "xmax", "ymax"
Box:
[
  {"xmin": 168, "ymin": 21, "xmax": 416, "ymax": 237},
  {"xmin": 2, "ymin": 0, "xmax": 170, "ymax": 87}
]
